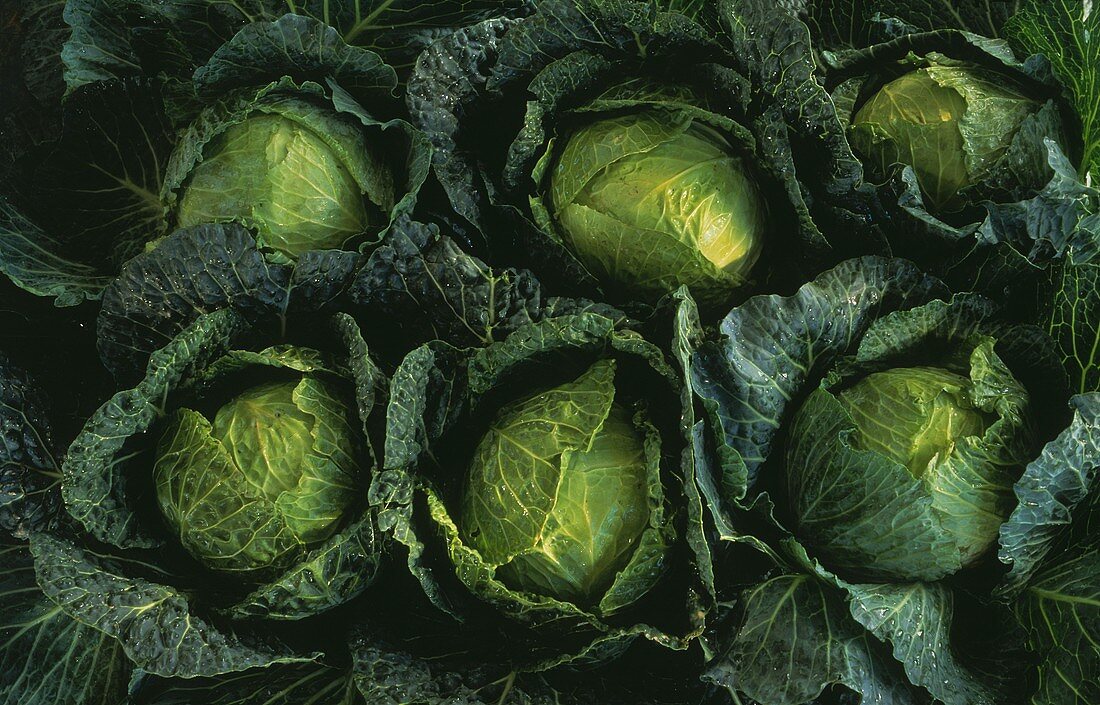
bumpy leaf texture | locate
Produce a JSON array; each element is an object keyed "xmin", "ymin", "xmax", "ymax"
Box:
[
  {"xmin": 0, "ymin": 540, "xmax": 131, "ymax": 705},
  {"xmin": 1008, "ymin": 0, "xmax": 1100, "ymax": 182}
]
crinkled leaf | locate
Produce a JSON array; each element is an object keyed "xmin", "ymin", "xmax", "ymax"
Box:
[
  {"xmin": 372, "ymin": 340, "xmax": 470, "ymax": 618},
  {"xmin": 61, "ymin": 0, "xmax": 529, "ymax": 99},
  {"xmin": 405, "ymin": 17, "xmax": 519, "ymax": 238},
  {"xmin": 347, "ymin": 621, "xmax": 704, "ymax": 705},
  {"xmin": 1014, "ymin": 483, "xmax": 1100, "ymax": 705},
  {"xmin": 0, "ymin": 358, "xmax": 61, "ymax": 538},
  {"xmin": 193, "ymin": 14, "xmax": 397, "ymax": 105},
  {"xmin": 353, "ymin": 218, "xmax": 626, "ymax": 348},
  {"xmin": 97, "ymin": 224, "xmax": 292, "ymax": 382},
  {"xmin": 704, "ymin": 574, "xmax": 923, "ymax": 705},
  {"xmin": 29, "ymin": 531, "xmax": 317, "ymax": 678},
  {"xmin": 155, "ymin": 406, "xmax": 310, "ymax": 574},
  {"xmin": 0, "ymin": 540, "xmax": 131, "ymax": 705},
  {"xmin": 131, "ymin": 662, "xmax": 361, "ymax": 705},
  {"xmin": 355, "ymin": 217, "xmax": 548, "ymax": 347},
  {"xmin": 877, "ymin": 1, "xmax": 1019, "ymax": 38},
  {"xmin": 805, "ymin": 1, "xmax": 1024, "ymax": 50},
  {"xmin": 1008, "ymin": 0, "xmax": 1100, "ymax": 181},
  {"xmin": 229, "ymin": 513, "xmax": 383, "ymax": 620},
  {"xmin": 997, "ymin": 393, "xmax": 1100, "ymax": 598}
]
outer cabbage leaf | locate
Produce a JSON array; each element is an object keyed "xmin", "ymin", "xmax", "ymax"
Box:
[
  {"xmin": 705, "ymin": 574, "xmax": 925, "ymax": 705},
  {"xmin": 690, "ymin": 256, "xmax": 946, "ymax": 495},
  {"xmin": 1007, "ymin": 0, "xmax": 1100, "ymax": 182},
  {"xmin": 351, "ymin": 217, "xmax": 630, "ymax": 348},
  {"xmin": 997, "ymin": 393, "xmax": 1100, "ymax": 599},
  {"xmin": 229, "ymin": 512, "xmax": 382, "ymax": 621},
  {"xmin": 191, "ymin": 14, "xmax": 398, "ymax": 105},
  {"xmin": 129, "ymin": 663, "xmax": 362, "ymax": 705},
  {"xmin": 804, "ymin": 0, "xmax": 1025, "ymax": 50},
  {"xmin": 1013, "ymin": 471, "xmax": 1100, "ymax": 705},
  {"xmin": 0, "ymin": 1, "xmax": 101, "ymax": 302},
  {"xmin": 98, "ymin": 216, "xmax": 624, "ymax": 386},
  {"xmin": 1038, "ymin": 214, "xmax": 1100, "ymax": 395},
  {"xmin": 29, "ymin": 531, "xmax": 317, "ymax": 678},
  {"xmin": 350, "ymin": 625, "xmax": 716, "ymax": 705},
  {"xmin": 702, "ymin": 495, "xmax": 1027, "ymax": 705},
  {"xmin": 61, "ymin": 0, "xmax": 531, "ymax": 100},
  {"xmin": 0, "ymin": 539, "xmax": 131, "ymax": 705},
  {"xmin": 124, "ymin": 607, "xmax": 702, "ymax": 705},
  {"xmin": 97, "ymin": 224, "xmax": 299, "ymax": 382},
  {"xmin": 0, "ymin": 357, "xmax": 62, "ymax": 538}
]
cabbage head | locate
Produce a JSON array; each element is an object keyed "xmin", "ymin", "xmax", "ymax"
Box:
[
  {"xmin": 785, "ymin": 337, "xmax": 1035, "ymax": 582},
  {"xmin": 155, "ymin": 375, "xmax": 359, "ymax": 575},
  {"xmin": 460, "ymin": 359, "xmax": 655, "ymax": 608},
  {"xmin": 166, "ymin": 91, "xmax": 398, "ymax": 261},
  {"xmin": 850, "ymin": 63, "xmax": 1046, "ymax": 213},
  {"xmin": 379, "ymin": 312, "xmax": 705, "ymax": 662},
  {"xmin": 549, "ymin": 110, "xmax": 768, "ymax": 305}
]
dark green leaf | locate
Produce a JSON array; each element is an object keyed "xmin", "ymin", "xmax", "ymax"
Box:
[
  {"xmin": 1014, "ymin": 481, "xmax": 1100, "ymax": 705},
  {"xmin": 29, "ymin": 532, "xmax": 317, "ymax": 678},
  {"xmin": 64, "ymin": 309, "xmax": 246, "ymax": 548},
  {"xmin": 132, "ymin": 662, "xmax": 361, "ymax": 705},
  {"xmin": 1008, "ymin": 0, "xmax": 1100, "ymax": 180},
  {"xmin": 0, "ymin": 358, "xmax": 61, "ymax": 538},
  {"xmin": 998, "ymin": 393, "xmax": 1100, "ymax": 598},
  {"xmin": 705, "ymin": 574, "xmax": 923, "ymax": 705},
  {"xmin": 0, "ymin": 540, "xmax": 131, "ymax": 705}
]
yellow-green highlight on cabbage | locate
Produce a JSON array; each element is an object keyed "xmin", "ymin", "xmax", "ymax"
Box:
[
  {"xmin": 850, "ymin": 65, "xmax": 1043, "ymax": 213},
  {"xmin": 549, "ymin": 111, "xmax": 768, "ymax": 305},
  {"xmin": 154, "ymin": 377, "xmax": 359, "ymax": 575},
  {"xmin": 837, "ymin": 366, "xmax": 992, "ymax": 478},
  {"xmin": 460, "ymin": 358, "xmax": 660, "ymax": 610},
  {"xmin": 177, "ymin": 114, "xmax": 370, "ymax": 258},
  {"xmin": 785, "ymin": 340, "xmax": 1035, "ymax": 583}
]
